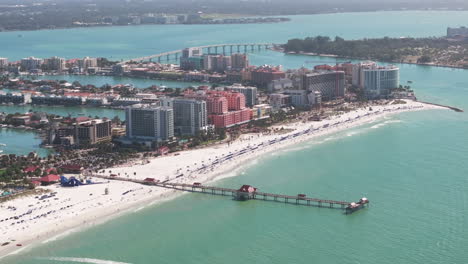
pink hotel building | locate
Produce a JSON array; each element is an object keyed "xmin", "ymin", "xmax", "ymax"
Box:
[{"xmin": 184, "ymin": 90, "xmax": 252, "ymax": 128}]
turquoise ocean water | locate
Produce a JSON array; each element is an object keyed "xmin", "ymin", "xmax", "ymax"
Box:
[{"xmin": 1, "ymin": 11, "xmax": 468, "ymax": 264}]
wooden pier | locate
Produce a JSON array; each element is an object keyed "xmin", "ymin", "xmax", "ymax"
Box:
[{"xmin": 90, "ymin": 175, "xmax": 368, "ymax": 214}]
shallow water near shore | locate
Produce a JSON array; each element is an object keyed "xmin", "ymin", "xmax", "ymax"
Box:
[
  {"xmin": 2, "ymin": 11, "xmax": 468, "ymax": 264},
  {"xmin": 0, "ymin": 128, "xmax": 51, "ymax": 157}
]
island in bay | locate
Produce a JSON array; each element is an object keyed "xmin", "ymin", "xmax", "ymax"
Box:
[{"xmin": 281, "ymin": 27, "xmax": 468, "ymax": 69}]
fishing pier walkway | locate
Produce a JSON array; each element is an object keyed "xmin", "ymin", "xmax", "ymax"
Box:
[{"xmin": 90, "ymin": 175, "xmax": 369, "ymax": 214}]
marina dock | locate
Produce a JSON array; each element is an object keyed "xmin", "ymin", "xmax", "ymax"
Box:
[{"xmin": 90, "ymin": 175, "xmax": 369, "ymax": 214}]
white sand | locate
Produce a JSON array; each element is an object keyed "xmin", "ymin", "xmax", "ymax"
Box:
[{"xmin": 0, "ymin": 100, "xmax": 444, "ymax": 259}]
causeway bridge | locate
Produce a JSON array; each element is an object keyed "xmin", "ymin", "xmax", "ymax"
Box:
[
  {"xmin": 119, "ymin": 43, "xmax": 278, "ymax": 64},
  {"xmin": 89, "ymin": 174, "xmax": 369, "ymax": 214}
]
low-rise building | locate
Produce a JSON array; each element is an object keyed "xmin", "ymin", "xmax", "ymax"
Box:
[
  {"xmin": 283, "ymin": 89, "xmax": 310, "ymax": 108},
  {"xmin": 50, "ymin": 118, "xmax": 112, "ymax": 146},
  {"xmin": 0, "ymin": 92, "xmax": 25, "ymax": 104},
  {"xmin": 31, "ymin": 95, "xmax": 83, "ymax": 106},
  {"xmin": 11, "ymin": 115, "xmax": 31, "ymax": 126},
  {"xmin": 74, "ymin": 119, "xmax": 112, "ymax": 145},
  {"xmin": 267, "ymin": 78, "xmax": 293, "ymax": 92},
  {"xmin": 269, "ymin": 93, "xmax": 291, "ymax": 111},
  {"xmin": 210, "ymin": 108, "xmax": 252, "ymax": 128},
  {"xmin": 111, "ymin": 97, "xmax": 142, "ymax": 107},
  {"xmin": 252, "ymin": 104, "xmax": 272, "ymax": 119}
]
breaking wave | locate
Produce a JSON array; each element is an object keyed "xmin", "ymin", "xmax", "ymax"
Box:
[{"xmin": 45, "ymin": 257, "xmax": 132, "ymax": 264}]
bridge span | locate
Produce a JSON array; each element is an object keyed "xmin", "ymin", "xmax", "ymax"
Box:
[{"xmin": 119, "ymin": 43, "xmax": 279, "ymax": 64}]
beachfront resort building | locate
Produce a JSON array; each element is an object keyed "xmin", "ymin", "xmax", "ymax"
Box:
[
  {"xmin": 184, "ymin": 90, "xmax": 252, "ymax": 128},
  {"xmin": 48, "ymin": 118, "xmax": 112, "ymax": 146},
  {"xmin": 171, "ymin": 98, "xmax": 208, "ymax": 136},
  {"xmin": 352, "ymin": 61, "xmax": 377, "ymax": 87},
  {"xmin": 72, "ymin": 119, "xmax": 112, "ymax": 145},
  {"xmin": 269, "ymin": 93, "xmax": 291, "ymax": 110},
  {"xmin": 125, "ymin": 104, "xmax": 174, "ymax": 142},
  {"xmin": 351, "ymin": 62, "xmax": 400, "ymax": 97},
  {"xmin": 361, "ymin": 65, "xmax": 399, "ymax": 97},
  {"xmin": 252, "ymin": 104, "xmax": 272, "ymax": 119},
  {"xmin": 301, "ymin": 71, "xmax": 345, "ymax": 100}
]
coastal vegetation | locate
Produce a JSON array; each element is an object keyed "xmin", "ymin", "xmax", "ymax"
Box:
[
  {"xmin": 1, "ymin": 0, "xmax": 467, "ymax": 31},
  {"xmin": 283, "ymin": 36, "xmax": 468, "ymax": 68}
]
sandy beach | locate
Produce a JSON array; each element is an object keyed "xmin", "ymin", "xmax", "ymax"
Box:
[{"xmin": 0, "ymin": 100, "xmax": 445, "ymax": 259}]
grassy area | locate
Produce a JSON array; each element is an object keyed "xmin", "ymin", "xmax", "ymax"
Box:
[
  {"xmin": 0, "ymin": 188, "xmax": 50, "ymax": 203},
  {"xmin": 0, "ymin": 169, "xmax": 5, "ymax": 177},
  {"xmin": 392, "ymin": 99, "xmax": 408, "ymax": 105}
]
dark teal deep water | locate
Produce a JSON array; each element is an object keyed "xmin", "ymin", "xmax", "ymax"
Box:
[{"xmin": 1, "ymin": 11, "xmax": 468, "ymax": 264}]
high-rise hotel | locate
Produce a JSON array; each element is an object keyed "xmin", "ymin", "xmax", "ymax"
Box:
[
  {"xmin": 125, "ymin": 104, "xmax": 174, "ymax": 142},
  {"xmin": 353, "ymin": 62, "xmax": 399, "ymax": 97}
]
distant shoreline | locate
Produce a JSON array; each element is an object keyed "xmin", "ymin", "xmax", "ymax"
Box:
[
  {"xmin": 1, "ymin": 9, "xmax": 468, "ymax": 33},
  {"xmin": 0, "ymin": 17, "xmax": 290, "ymax": 34},
  {"xmin": 275, "ymin": 49, "xmax": 468, "ymax": 70}
]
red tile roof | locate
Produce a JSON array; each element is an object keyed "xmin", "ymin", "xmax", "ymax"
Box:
[
  {"xmin": 40, "ymin": 174, "xmax": 60, "ymax": 183},
  {"xmin": 31, "ymin": 181, "xmax": 41, "ymax": 186},
  {"xmin": 75, "ymin": 117, "xmax": 90, "ymax": 123},
  {"xmin": 238, "ymin": 185, "xmax": 257, "ymax": 193},
  {"xmin": 24, "ymin": 166, "xmax": 40, "ymax": 173}
]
